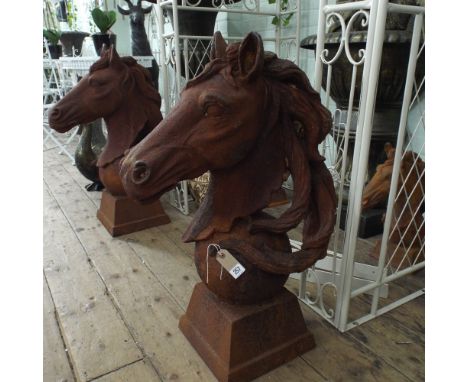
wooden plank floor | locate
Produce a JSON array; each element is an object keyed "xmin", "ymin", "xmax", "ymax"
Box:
[{"xmin": 43, "ymin": 143, "xmax": 424, "ymax": 382}]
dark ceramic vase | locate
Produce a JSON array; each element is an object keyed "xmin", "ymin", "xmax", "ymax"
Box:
[
  {"xmin": 59, "ymin": 31, "xmax": 89, "ymax": 56},
  {"xmin": 75, "ymin": 119, "xmax": 107, "ymax": 191},
  {"xmin": 92, "ymin": 33, "xmax": 117, "ymax": 55},
  {"xmin": 48, "ymin": 44, "xmax": 62, "ymax": 59}
]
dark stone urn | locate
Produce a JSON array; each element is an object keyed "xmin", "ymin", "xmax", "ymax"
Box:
[{"xmin": 59, "ymin": 31, "xmax": 89, "ymax": 56}]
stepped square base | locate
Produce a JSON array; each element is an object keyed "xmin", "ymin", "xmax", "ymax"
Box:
[
  {"xmin": 179, "ymin": 283, "xmax": 315, "ymax": 382},
  {"xmin": 97, "ymin": 190, "xmax": 170, "ymax": 237}
]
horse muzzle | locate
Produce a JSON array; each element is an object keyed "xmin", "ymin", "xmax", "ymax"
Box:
[
  {"xmin": 48, "ymin": 105, "xmax": 79, "ymax": 133},
  {"xmin": 120, "ymin": 144, "xmax": 210, "ymax": 203}
]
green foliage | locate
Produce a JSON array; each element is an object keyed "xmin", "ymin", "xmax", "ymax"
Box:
[
  {"xmin": 91, "ymin": 7, "xmax": 116, "ymax": 33},
  {"xmin": 66, "ymin": 1, "xmax": 78, "ymax": 30},
  {"xmin": 269, "ymin": 0, "xmax": 293, "ymax": 27},
  {"xmin": 43, "ymin": 29, "xmax": 62, "ymax": 45}
]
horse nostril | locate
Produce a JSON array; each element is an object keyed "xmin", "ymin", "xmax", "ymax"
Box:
[
  {"xmin": 49, "ymin": 107, "xmax": 61, "ymax": 121},
  {"xmin": 132, "ymin": 160, "xmax": 151, "ymax": 184}
]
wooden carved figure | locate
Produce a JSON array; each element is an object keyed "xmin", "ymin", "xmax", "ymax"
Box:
[
  {"xmin": 362, "ymin": 142, "xmax": 425, "ymax": 268},
  {"xmin": 120, "ymin": 32, "xmax": 337, "ymax": 381},
  {"xmin": 48, "ymin": 46, "xmax": 169, "ymax": 236},
  {"xmin": 118, "ymin": 0, "xmax": 159, "ymax": 90}
]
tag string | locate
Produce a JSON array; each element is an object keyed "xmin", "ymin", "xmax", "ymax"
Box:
[{"xmin": 206, "ymin": 244, "xmax": 221, "ymax": 284}]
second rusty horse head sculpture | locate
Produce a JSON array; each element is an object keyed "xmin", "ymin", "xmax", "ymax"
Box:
[
  {"xmin": 362, "ymin": 143, "xmax": 425, "ymax": 266},
  {"xmin": 121, "ymin": 32, "xmax": 337, "ymax": 303},
  {"xmin": 48, "ymin": 46, "xmax": 163, "ymax": 196}
]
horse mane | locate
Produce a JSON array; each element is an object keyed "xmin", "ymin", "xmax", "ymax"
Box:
[
  {"xmin": 90, "ymin": 53, "xmax": 161, "ymax": 109},
  {"xmin": 188, "ymin": 43, "xmax": 331, "ymax": 161},
  {"xmin": 92, "ymin": 49, "xmax": 163, "ymax": 168},
  {"xmin": 187, "ymin": 38, "xmax": 336, "ymax": 262},
  {"xmin": 382, "ymin": 148, "xmax": 425, "ymax": 197}
]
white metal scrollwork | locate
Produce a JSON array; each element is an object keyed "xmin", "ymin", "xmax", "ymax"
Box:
[
  {"xmin": 320, "ymin": 12, "xmax": 346, "ymax": 65},
  {"xmin": 344, "ymin": 10, "xmax": 368, "ymax": 65},
  {"xmin": 296, "ymin": 0, "xmax": 425, "ymax": 332}
]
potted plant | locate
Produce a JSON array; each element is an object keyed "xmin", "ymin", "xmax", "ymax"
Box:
[
  {"xmin": 90, "ymin": 6, "xmax": 117, "ymax": 55},
  {"xmin": 59, "ymin": 0, "xmax": 89, "ymax": 56},
  {"xmin": 43, "ymin": 29, "xmax": 63, "ymax": 59}
]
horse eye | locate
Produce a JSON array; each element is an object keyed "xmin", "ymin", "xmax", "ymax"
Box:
[
  {"xmin": 204, "ymin": 104, "xmax": 224, "ymax": 117},
  {"xmin": 89, "ymin": 77, "xmax": 104, "ymax": 87}
]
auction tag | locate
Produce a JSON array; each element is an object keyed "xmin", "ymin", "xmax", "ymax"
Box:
[{"xmin": 216, "ymin": 249, "xmax": 246, "ymax": 279}]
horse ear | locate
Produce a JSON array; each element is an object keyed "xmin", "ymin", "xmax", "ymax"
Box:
[
  {"xmin": 109, "ymin": 45, "xmax": 122, "ymax": 66},
  {"xmin": 384, "ymin": 142, "xmax": 394, "ymax": 158},
  {"xmin": 100, "ymin": 44, "xmax": 109, "ymax": 57},
  {"xmin": 210, "ymin": 31, "xmax": 227, "ymax": 60},
  {"xmin": 238, "ymin": 32, "xmax": 264, "ymax": 81}
]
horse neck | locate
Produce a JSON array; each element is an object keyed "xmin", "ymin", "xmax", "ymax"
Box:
[
  {"xmin": 130, "ymin": 21, "xmax": 152, "ymax": 56},
  {"xmin": 98, "ymin": 94, "xmax": 161, "ymax": 168},
  {"xmin": 183, "ymin": 124, "xmax": 286, "ymax": 242}
]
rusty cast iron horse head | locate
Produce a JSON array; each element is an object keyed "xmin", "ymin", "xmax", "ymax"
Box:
[
  {"xmin": 121, "ymin": 32, "xmax": 337, "ymax": 302},
  {"xmin": 48, "ymin": 46, "xmax": 163, "ymax": 196}
]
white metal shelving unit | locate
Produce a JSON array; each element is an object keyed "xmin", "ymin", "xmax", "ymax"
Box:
[
  {"xmin": 43, "ymin": 40, "xmax": 77, "ymax": 163},
  {"xmin": 293, "ymin": 0, "xmax": 425, "ymax": 332}
]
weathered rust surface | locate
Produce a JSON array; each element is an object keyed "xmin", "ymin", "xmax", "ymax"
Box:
[
  {"xmin": 180, "ymin": 283, "xmax": 315, "ymax": 382},
  {"xmin": 195, "ymin": 212, "xmax": 290, "ymax": 304},
  {"xmin": 120, "ymin": 32, "xmax": 336, "ymax": 380},
  {"xmin": 48, "ymin": 45, "xmax": 170, "ymax": 234},
  {"xmin": 97, "ymin": 190, "xmax": 170, "ymax": 237}
]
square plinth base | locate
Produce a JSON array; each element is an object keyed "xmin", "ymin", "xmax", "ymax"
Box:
[
  {"xmin": 179, "ymin": 283, "xmax": 315, "ymax": 382},
  {"xmin": 97, "ymin": 190, "xmax": 170, "ymax": 237}
]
